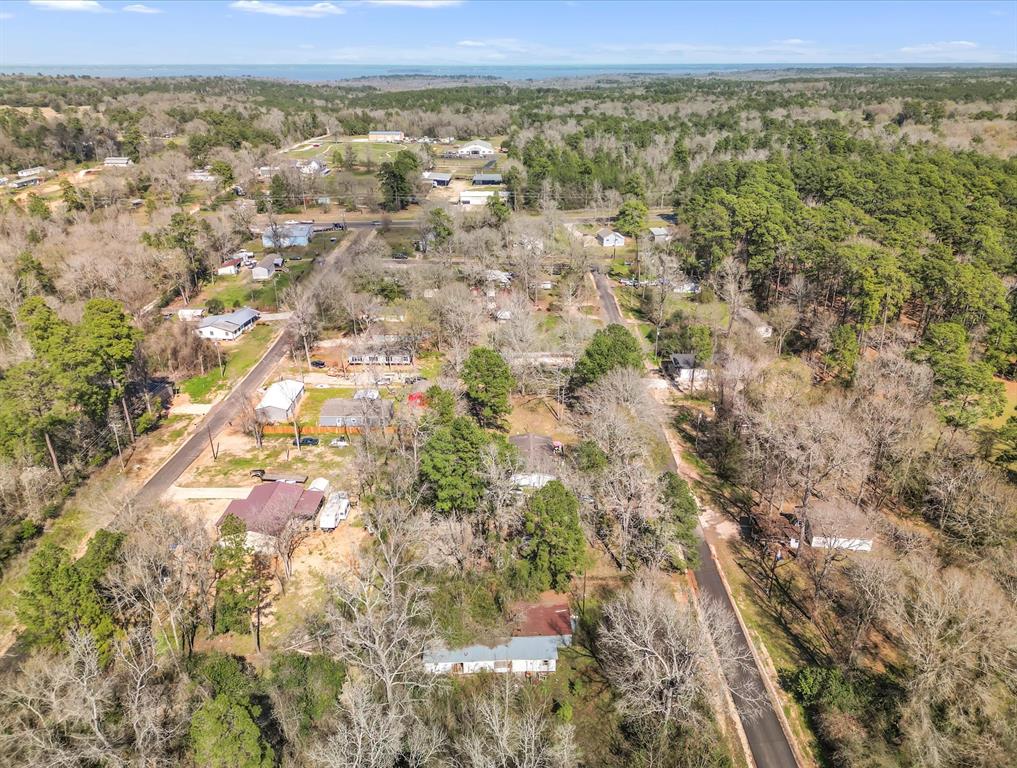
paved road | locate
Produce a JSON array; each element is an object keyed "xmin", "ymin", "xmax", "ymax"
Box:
[
  {"xmin": 137, "ymin": 230, "xmax": 369, "ymax": 505},
  {"xmin": 593, "ymin": 271, "xmax": 800, "ymax": 768},
  {"xmin": 133, "ymin": 331, "xmax": 291, "ymax": 506}
]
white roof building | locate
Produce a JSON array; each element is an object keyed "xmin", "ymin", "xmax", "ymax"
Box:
[
  {"xmin": 196, "ymin": 307, "xmax": 260, "ymax": 341},
  {"xmin": 104, "ymin": 156, "xmax": 133, "ymax": 167},
  {"xmin": 457, "ymin": 139, "xmax": 495, "ymax": 157},
  {"xmin": 596, "ymin": 229, "xmax": 625, "ymax": 247},
  {"xmin": 460, "ymin": 189, "xmax": 509, "ymax": 206},
  {"xmin": 255, "ymin": 379, "xmax": 305, "ymax": 423}
]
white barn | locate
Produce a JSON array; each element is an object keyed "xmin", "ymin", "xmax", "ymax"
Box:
[
  {"xmin": 460, "ymin": 189, "xmax": 509, "ymax": 206},
  {"xmin": 369, "ymin": 130, "xmax": 404, "ymax": 142},
  {"xmin": 252, "ymin": 254, "xmax": 277, "ymax": 281},
  {"xmin": 457, "ymin": 139, "xmax": 495, "ymax": 157}
]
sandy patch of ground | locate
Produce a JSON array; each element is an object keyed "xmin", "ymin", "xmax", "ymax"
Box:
[{"xmin": 699, "ymin": 505, "xmax": 740, "ymax": 541}]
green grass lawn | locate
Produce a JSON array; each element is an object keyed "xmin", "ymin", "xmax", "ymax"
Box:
[
  {"xmin": 181, "ymin": 324, "xmax": 276, "ymax": 403},
  {"xmin": 297, "ymin": 387, "xmax": 357, "ymax": 426},
  {"xmin": 417, "ymin": 352, "xmax": 442, "ymax": 381},
  {"xmin": 205, "ymin": 259, "xmax": 314, "ymax": 312}
]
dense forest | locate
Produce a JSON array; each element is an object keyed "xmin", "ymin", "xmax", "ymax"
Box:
[{"xmin": 0, "ymin": 69, "xmax": 1015, "ymax": 768}]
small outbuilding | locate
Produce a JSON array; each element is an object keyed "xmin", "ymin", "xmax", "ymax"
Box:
[
  {"xmin": 103, "ymin": 156, "xmax": 133, "ymax": 167},
  {"xmin": 793, "ymin": 499, "xmax": 875, "ymax": 553},
  {"xmin": 252, "ymin": 254, "xmax": 277, "ymax": 281},
  {"xmin": 665, "ymin": 353, "xmax": 710, "ymax": 390},
  {"xmin": 472, "ymin": 173, "xmax": 503, "ymax": 186},
  {"xmin": 648, "ymin": 227, "xmax": 671, "ymax": 243},
  {"xmin": 256, "ymin": 379, "xmax": 305, "ymax": 423},
  {"xmin": 737, "ymin": 307, "xmax": 774, "ymax": 339},
  {"xmin": 597, "ymin": 229, "xmax": 625, "ymax": 247},
  {"xmin": 422, "ymin": 171, "xmax": 453, "ymax": 187}
]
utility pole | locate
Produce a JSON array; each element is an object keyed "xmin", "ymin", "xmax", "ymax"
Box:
[
  {"xmin": 111, "ymin": 423, "xmax": 125, "ymax": 471},
  {"xmin": 207, "ymin": 426, "xmax": 218, "ymax": 460}
]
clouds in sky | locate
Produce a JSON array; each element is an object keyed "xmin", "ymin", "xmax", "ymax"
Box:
[
  {"xmin": 123, "ymin": 3, "xmax": 162, "ymax": 12},
  {"xmin": 229, "ymin": 1, "xmax": 345, "ymax": 17},
  {"xmin": 28, "ymin": 0, "xmax": 107, "ymax": 11}
]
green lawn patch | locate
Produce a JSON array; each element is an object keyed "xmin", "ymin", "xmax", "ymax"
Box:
[
  {"xmin": 297, "ymin": 387, "xmax": 357, "ymax": 426},
  {"xmin": 181, "ymin": 325, "xmax": 276, "ymax": 403}
]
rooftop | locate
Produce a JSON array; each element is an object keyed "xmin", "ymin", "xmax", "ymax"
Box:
[
  {"xmin": 218, "ymin": 482, "xmax": 324, "ymax": 537},
  {"xmin": 257, "ymin": 380, "xmax": 304, "ymax": 412},
  {"xmin": 472, "ymin": 173, "xmax": 503, "ymax": 183},
  {"xmin": 198, "ymin": 307, "xmax": 259, "ymax": 332}
]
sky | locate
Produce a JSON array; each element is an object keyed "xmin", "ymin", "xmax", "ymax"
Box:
[{"xmin": 0, "ymin": 0, "xmax": 1015, "ymax": 67}]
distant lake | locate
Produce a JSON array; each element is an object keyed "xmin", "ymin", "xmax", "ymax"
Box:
[{"xmin": 1, "ymin": 63, "xmax": 1002, "ymax": 82}]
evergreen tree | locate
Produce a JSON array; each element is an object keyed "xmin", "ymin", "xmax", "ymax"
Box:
[
  {"xmin": 419, "ymin": 416, "xmax": 487, "ymax": 513},
  {"xmin": 461, "ymin": 347, "xmax": 515, "ymax": 428},
  {"xmin": 570, "ymin": 323, "xmax": 643, "ymax": 391},
  {"xmin": 212, "ymin": 515, "xmax": 264, "ymax": 637},
  {"xmin": 522, "ymin": 480, "xmax": 585, "ymax": 590}
]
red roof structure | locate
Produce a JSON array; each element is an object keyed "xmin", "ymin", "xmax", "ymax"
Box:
[
  {"xmin": 216, "ymin": 482, "xmax": 324, "ymax": 537},
  {"xmin": 511, "ymin": 602, "xmax": 573, "ymax": 638}
]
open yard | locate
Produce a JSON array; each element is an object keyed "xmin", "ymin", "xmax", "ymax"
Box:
[{"xmin": 180, "ymin": 324, "xmax": 277, "ymax": 403}]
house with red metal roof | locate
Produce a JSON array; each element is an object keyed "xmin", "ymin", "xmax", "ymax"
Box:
[{"xmin": 216, "ymin": 482, "xmax": 324, "ymax": 553}]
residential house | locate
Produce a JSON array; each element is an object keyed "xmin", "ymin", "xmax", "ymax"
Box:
[
  {"xmin": 318, "ymin": 398, "xmax": 394, "ymax": 429},
  {"xmin": 262, "ymin": 223, "xmax": 313, "ymax": 249},
  {"xmin": 368, "ymin": 130, "xmax": 404, "ymax": 142},
  {"xmin": 671, "ymin": 279, "xmax": 701, "ymax": 295},
  {"xmin": 596, "ymin": 229, "xmax": 625, "ymax": 247},
  {"xmin": 103, "ymin": 156, "xmax": 133, "ymax": 167},
  {"xmin": 737, "ymin": 307, "xmax": 774, "ymax": 338},
  {"xmin": 648, "ymin": 227, "xmax": 671, "ymax": 243},
  {"xmin": 196, "ymin": 307, "xmax": 260, "ymax": 341},
  {"xmin": 791, "ymin": 499, "xmax": 874, "ymax": 553},
  {"xmin": 664, "ymin": 353, "xmax": 710, "ymax": 390},
  {"xmin": 187, "ymin": 169, "xmax": 216, "ymax": 183},
  {"xmin": 216, "ymin": 482, "xmax": 324, "ymax": 553},
  {"xmin": 347, "ymin": 349, "xmax": 413, "ymax": 366},
  {"xmin": 423, "ymin": 602, "xmax": 574, "ymax": 675},
  {"xmin": 298, "ymin": 159, "xmax": 326, "ymax": 176},
  {"xmin": 456, "ymin": 139, "xmax": 495, "ymax": 157},
  {"xmin": 472, "ymin": 173, "xmax": 502, "ymax": 186},
  {"xmin": 460, "ymin": 189, "xmax": 509, "ymax": 206},
  {"xmin": 252, "ymin": 254, "xmax": 277, "ymax": 281},
  {"xmin": 17, "ymin": 166, "xmax": 45, "ymax": 178},
  {"xmin": 509, "ymin": 433, "xmax": 562, "ymax": 477},
  {"xmin": 11, "ymin": 177, "xmax": 40, "ymax": 189},
  {"xmin": 422, "ymin": 171, "xmax": 453, "ymax": 187},
  {"xmin": 255, "ymin": 379, "xmax": 305, "ymax": 423}
]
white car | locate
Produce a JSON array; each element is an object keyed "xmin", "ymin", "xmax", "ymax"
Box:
[{"xmin": 329, "ymin": 437, "xmax": 349, "ymax": 448}]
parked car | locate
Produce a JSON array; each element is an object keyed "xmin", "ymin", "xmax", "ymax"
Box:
[
  {"xmin": 293, "ymin": 437, "xmax": 319, "ymax": 447},
  {"xmin": 329, "ymin": 237, "xmax": 337, "ymax": 242},
  {"xmin": 310, "ymin": 359, "xmax": 326, "ymax": 369},
  {"xmin": 329, "ymin": 437, "xmax": 349, "ymax": 448}
]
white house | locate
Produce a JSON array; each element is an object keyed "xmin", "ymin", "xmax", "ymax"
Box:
[
  {"xmin": 298, "ymin": 159, "xmax": 326, "ymax": 176},
  {"xmin": 368, "ymin": 130, "xmax": 404, "ymax": 142},
  {"xmin": 737, "ymin": 307, "xmax": 774, "ymax": 338},
  {"xmin": 484, "ymin": 268, "xmax": 513, "ymax": 286},
  {"xmin": 196, "ymin": 307, "xmax": 260, "ymax": 341},
  {"xmin": 255, "ymin": 379, "xmax": 305, "ymax": 423},
  {"xmin": 456, "ymin": 139, "xmax": 495, "ymax": 157},
  {"xmin": 596, "ymin": 228, "xmax": 625, "ymax": 247},
  {"xmin": 177, "ymin": 308, "xmax": 205, "ymax": 322},
  {"xmin": 187, "ymin": 169, "xmax": 216, "ymax": 183},
  {"xmin": 460, "ymin": 189, "xmax": 508, "ymax": 206},
  {"xmin": 104, "ymin": 156, "xmax": 133, "ymax": 167},
  {"xmin": 665, "ymin": 353, "xmax": 710, "ymax": 390},
  {"xmin": 672, "ymin": 279, "xmax": 701, "ymax": 295},
  {"xmin": 17, "ymin": 166, "xmax": 45, "ymax": 178},
  {"xmin": 791, "ymin": 499, "xmax": 874, "ymax": 553},
  {"xmin": 262, "ymin": 223, "xmax": 313, "ymax": 249},
  {"xmin": 252, "ymin": 254, "xmax": 277, "ymax": 281},
  {"xmin": 423, "ymin": 603, "xmax": 573, "ymax": 676}
]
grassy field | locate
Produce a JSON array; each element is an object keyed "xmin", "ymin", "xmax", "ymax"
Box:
[
  {"xmin": 181, "ymin": 324, "xmax": 277, "ymax": 403},
  {"xmin": 188, "ymin": 440, "xmax": 354, "ymax": 486},
  {"xmin": 297, "ymin": 387, "xmax": 357, "ymax": 427},
  {"xmin": 206, "ymin": 259, "xmax": 314, "ymax": 311}
]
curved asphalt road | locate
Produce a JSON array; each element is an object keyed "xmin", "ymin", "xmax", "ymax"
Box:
[{"xmin": 593, "ymin": 272, "xmax": 800, "ymax": 768}]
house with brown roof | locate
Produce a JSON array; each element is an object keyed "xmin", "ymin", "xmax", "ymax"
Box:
[{"xmin": 216, "ymin": 482, "xmax": 324, "ymax": 552}]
